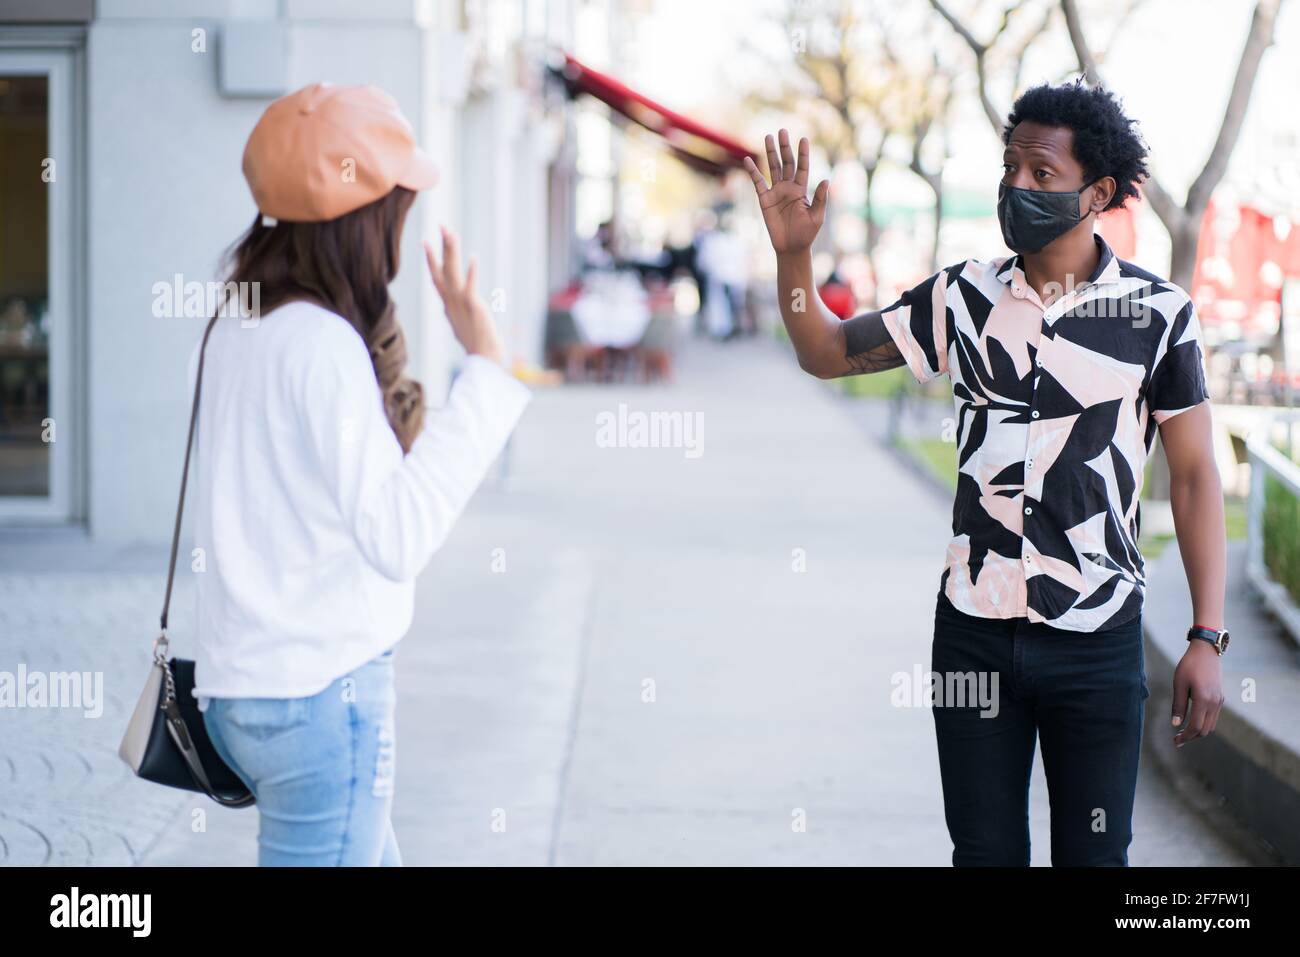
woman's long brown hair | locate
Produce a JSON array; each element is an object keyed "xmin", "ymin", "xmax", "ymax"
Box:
[{"xmin": 218, "ymin": 186, "xmax": 424, "ymax": 452}]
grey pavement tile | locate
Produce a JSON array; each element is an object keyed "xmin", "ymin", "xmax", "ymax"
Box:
[{"xmin": 3, "ymin": 337, "xmax": 1257, "ymax": 866}]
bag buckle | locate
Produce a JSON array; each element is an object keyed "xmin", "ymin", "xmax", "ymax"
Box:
[{"xmin": 153, "ymin": 630, "xmax": 170, "ymax": 666}]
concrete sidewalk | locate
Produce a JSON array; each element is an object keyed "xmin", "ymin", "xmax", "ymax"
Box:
[
  {"xmin": 3, "ymin": 335, "xmax": 1251, "ymax": 865},
  {"xmin": 1144, "ymin": 539, "xmax": 1299, "ymax": 863}
]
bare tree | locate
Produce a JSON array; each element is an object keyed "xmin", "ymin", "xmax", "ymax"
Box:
[
  {"xmin": 929, "ymin": 0, "xmax": 1141, "ymax": 128},
  {"xmin": 775, "ymin": 1, "xmax": 902, "ymax": 304},
  {"xmin": 752, "ymin": 2, "xmax": 975, "ymax": 299},
  {"xmin": 928, "ymin": 0, "xmax": 1057, "ymax": 130},
  {"xmin": 872, "ymin": 32, "xmax": 960, "ymax": 273},
  {"xmin": 908, "ymin": 88, "xmax": 955, "ymax": 272},
  {"xmin": 933, "ymin": 0, "xmax": 1287, "ymax": 290},
  {"xmin": 1060, "ymin": 0, "xmax": 1286, "ymax": 290}
]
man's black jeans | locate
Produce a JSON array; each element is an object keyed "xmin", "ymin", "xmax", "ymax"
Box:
[{"xmin": 930, "ymin": 588, "xmax": 1149, "ymax": 866}]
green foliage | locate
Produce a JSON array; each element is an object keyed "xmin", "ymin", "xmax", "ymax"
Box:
[
  {"xmin": 1224, "ymin": 498, "xmax": 1248, "ymax": 542},
  {"xmin": 1263, "ymin": 474, "xmax": 1300, "ymax": 605},
  {"xmin": 835, "ymin": 366, "xmax": 911, "ymax": 398},
  {"xmin": 896, "ymin": 436, "xmax": 958, "ymax": 492}
]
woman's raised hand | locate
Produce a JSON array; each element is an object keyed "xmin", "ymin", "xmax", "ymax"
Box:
[
  {"xmin": 424, "ymin": 227, "xmax": 504, "ymax": 365},
  {"xmin": 743, "ymin": 130, "xmax": 829, "ymax": 256}
]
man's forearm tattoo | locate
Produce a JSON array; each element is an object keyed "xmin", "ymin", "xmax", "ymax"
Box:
[{"xmin": 840, "ymin": 311, "xmax": 905, "ymax": 376}]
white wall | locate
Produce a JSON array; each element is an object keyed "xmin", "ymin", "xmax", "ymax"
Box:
[
  {"xmin": 85, "ymin": 4, "xmax": 444, "ymax": 543},
  {"xmin": 458, "ymin": 85, "xmax": 557, "ymax": 372},
  {"xmin": 510, "ymin": 114, "xmax": 552, "ymax": 366}
]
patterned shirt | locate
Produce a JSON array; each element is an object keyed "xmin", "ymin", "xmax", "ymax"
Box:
[{"xmin": 879, "ymin": 234, "xmax": 1210, "ymax": 631}]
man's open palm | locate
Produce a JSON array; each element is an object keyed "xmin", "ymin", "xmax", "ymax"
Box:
[{"xmin": 744, "ymin": 129, "xmax": 829, "ymax": 256}]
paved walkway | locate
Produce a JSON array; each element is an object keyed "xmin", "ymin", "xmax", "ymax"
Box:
[{"xmin": 2, "ymin": 335, "xmax": 1249, "ymax": 865}]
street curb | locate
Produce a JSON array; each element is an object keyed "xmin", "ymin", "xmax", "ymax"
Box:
[
  {"xmin": 1142, "ymin": 541, "xmax": 1300, "ymax": 864},
  {"xmin": 879, "ymin": 416, "xmax": 1300, "ymax": 865}
]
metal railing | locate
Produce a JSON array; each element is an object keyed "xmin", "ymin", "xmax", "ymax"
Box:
[{"xmin": 1246, "ymin": 428, "xmax": 1300, "ymax": 646}]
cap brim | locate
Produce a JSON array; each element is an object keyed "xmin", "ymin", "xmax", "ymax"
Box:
[{"xmin": 396, "ymin": 146, "xmax": 439, "ymax": 192}]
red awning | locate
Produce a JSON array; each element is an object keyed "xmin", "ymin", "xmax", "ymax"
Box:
[{"xmin": 554, "ymin": 54, "xmax": 755, "ymax": 178}]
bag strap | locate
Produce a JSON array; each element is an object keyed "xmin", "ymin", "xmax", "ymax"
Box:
[
  {"xmin": 151, "ymin": 315, "xmax": 256, "ymax": 810},
  {"xmin": 160, "ymin": 315, "xmax": 220, "ymax": 636},
  {"xmin": 160, "ymin": 668, "xmax": 255, "ymax": 808}
]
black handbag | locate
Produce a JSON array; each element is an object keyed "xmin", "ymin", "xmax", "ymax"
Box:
[{"xmin": 118, "ymin": 315, "xmax": 255, "ymax": 808}]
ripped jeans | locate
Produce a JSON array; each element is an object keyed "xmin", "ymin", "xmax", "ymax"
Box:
[{"xmin": 203, "ymin": 647, "xmax": 401, "ymax": 866}]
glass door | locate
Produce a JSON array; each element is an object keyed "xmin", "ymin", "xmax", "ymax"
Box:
[{"xmin": 0, "ymin": 48, "xmax": 77, "ymax": 522}]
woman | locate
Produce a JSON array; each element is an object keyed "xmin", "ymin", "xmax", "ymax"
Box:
[{"xmin": 190, "ymin": 83, "xmax": 531, "ymax": 866}]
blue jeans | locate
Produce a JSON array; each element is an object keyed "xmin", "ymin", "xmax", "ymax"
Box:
[
  {"xmin": 203, "ymin": 648, "xmax": 401, "ymax": 866},
  {"xmin": 930, "ymin": 590, "xmax": 1148, "ymax": 866}
]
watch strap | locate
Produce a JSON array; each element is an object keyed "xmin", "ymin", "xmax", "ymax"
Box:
[{"xmin": 1187, "ymin": 625, "xmax": 1228, "ymax": 654}]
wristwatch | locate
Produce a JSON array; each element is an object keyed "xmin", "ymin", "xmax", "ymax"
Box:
[{"xmin": 1187, "ymin": 625, "xmax": 1230, "ymax": 656}]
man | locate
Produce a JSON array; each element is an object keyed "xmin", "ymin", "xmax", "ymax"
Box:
[
  {"xmin": 583, "ymin": 219, "xmax": 618, "ymax": 271},
  {"xmin": 697, "ymin": 207, "xmax": 753, "ymax": 340},
  {"xmin": 745, "ymin": 81, "xmax": 1227, "ymax": 866}
]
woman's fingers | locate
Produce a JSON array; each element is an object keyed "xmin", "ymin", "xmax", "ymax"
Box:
[
  {"xmin": 441, "ymin": 226, "xmax": 462, "ymax": 286},
  {"xmin": 429, "ymin": 228, "xmax": 482, "ymax": 305},
  {"xmin": 423, "ymin": 240, "xmax": 446, "ymax": 296}
]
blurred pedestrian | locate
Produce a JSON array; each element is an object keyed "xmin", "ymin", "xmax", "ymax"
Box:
[
  {"xmin": 582, "ymin": 219, "xmax": 619, "ymax": 271},
  {"xmin": 697, "ymin": 209, "xmax": 750, "ymax": 341},
  {"xmin": 818, "ymin": 266, "xmax": 856, "ymax": 321}
]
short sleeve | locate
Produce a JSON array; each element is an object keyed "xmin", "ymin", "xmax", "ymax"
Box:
[
  {"xmin": 1148, "ymin": 300, "xmax": 1210, "ymax": 424},
  {"xmin": 878, "ymin": 270, "xmax": 950, "ymax": 384}
]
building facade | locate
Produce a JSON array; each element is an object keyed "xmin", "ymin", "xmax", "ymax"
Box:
[{"xmin": 0, "ymin": 0, "xmax": 579, "ymax": 542}]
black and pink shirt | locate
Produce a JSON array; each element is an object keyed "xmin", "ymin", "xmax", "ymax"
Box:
[{"xmin": 881, "ymin": 235, "xmax": 1210, "ymax": 631}]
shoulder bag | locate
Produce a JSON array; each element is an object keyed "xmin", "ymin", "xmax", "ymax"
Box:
[{"xmin": 117, "ymin": 315, "xmax": 255, "ymax": 808}]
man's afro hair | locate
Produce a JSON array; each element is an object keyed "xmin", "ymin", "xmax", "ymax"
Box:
[{"xmin": 1003, "ymin": 81, "xmax": 1150, "ymax": 212}]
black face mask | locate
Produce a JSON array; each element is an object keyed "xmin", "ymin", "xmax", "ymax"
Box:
[{"xmin": 997, "ymin": 182, "xmax": 1093, "ymax": 254}]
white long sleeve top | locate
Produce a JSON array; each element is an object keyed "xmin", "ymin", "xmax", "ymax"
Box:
[{"xmin": 186, "ymin": 300, "xmax": 531, "ymax": 701}]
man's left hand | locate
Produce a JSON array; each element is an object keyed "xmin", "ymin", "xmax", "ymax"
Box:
[{"xmin": 1171, "ymin": 639, "xmax": 1225, "ymax": 748}]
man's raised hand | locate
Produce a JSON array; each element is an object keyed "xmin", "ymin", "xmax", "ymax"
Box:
[{"xmin": 743, "ymin": 129, "xmax": 829, "ymax": 256}]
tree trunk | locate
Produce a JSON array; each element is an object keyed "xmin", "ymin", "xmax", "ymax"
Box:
[
  {"xmin": 1168, "ymin": 215, "xmax": 1201, "ymax": 293},
  {"xmin": 1061, "ymin": 0, "xmax": 1283, "ymax": 292},
  {"xmin": 864, "ymin": 163, "xmax": 881, "ymax": 307},
  {"xmin": 926, "ymin": 172, "xmax": 944, "ymax": 274}
]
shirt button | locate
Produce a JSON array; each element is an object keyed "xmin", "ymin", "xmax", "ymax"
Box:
[
  {"xmin": 1026, "ymin": 458, "xmax": 1033, "ymax": 469},
  {"xmin": 1024, "ymin": 506, "xmax": 1033, "ymax": 515},
  {"xmin": 1035, "ymin": 358, "xmax": 1043, "ymax": 367},
  {"xmin": 1031, "ymin": 410, "xmax": 1040, "ymax": 419}
]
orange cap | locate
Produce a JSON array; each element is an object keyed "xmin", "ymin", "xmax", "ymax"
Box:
[{"xmin": 241, "ymin": 83, "xmax": 439, "ymax": 223}]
